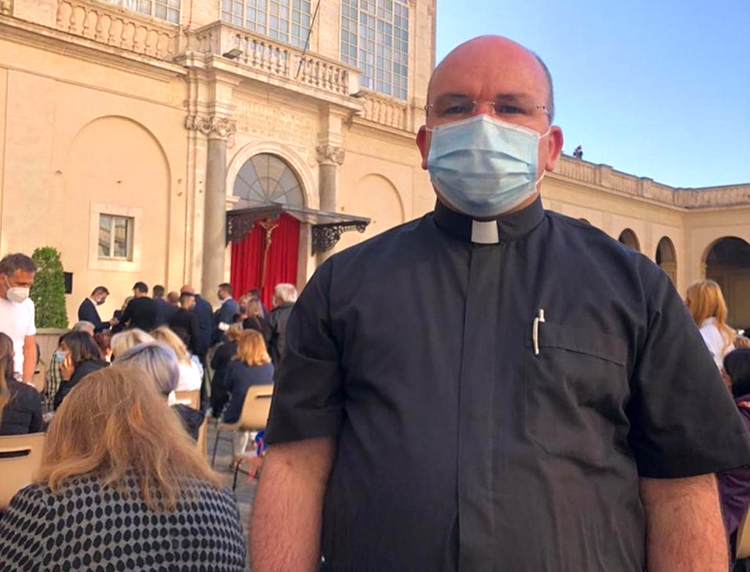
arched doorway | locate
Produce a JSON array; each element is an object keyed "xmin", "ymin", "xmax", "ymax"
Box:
[
  {"xmin": 229, "ymin": 154, "xmax": 304, "ymax": 307},
  {"xmin": 655, "ymin": 237, "xmax": 677, "ymax": 286},
  {"xmin": 704, "ymin": 237, "xmax": 750, "ymax": 332},
  {"xmin": 618, "ymin": 229, "xmax": 641, "ymax": 252}
]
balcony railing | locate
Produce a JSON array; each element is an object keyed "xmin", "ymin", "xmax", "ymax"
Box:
[
  {"xmin": 56, "ymin": 0, "xmax": 178, "ymax": 60},
  {"xmin": 555, "ymin": 156, "xmax": 750, "ymax": 209},
  {"xmin": 361, "ymin": 91, "xmax": 409, "ymax": 131},
  {"xmin": 192, "ymin": 21, "xmax": 358, "ymax": 98}
]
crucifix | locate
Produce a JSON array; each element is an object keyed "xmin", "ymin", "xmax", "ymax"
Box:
[{"xmin": 259, "ymin": 218, "xmax": 280, "ymax": 294}]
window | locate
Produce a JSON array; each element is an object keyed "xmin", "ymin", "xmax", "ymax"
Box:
[
  {"xmin": 233, "ymin": 154, "xmax": 304, "ymax": 209},
  {"xmin": 102, "ymin": 0, "xmax": 180, "ymax": 24},
  {"xmin": 98, "ymin": 214, "xmax": 135, "ymax": 261},
  {"xmin": 221, "ymin": 0, "xmax": 312, "ymax": 47},
  {"xmin": 340, "ymin": 0, "xmax": 409, "ymax": 99}
]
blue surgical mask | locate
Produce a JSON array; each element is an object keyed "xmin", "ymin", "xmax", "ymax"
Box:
[
  {"xmin": 427, "ymin": 115, "xmax": 548, "ymax": 218},
  {"xmin": 53, "ymin": 350, "xmax": 66, "ymax": 362}
]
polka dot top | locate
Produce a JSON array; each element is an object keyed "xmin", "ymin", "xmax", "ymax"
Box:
[{"xmin": 0, "ymin": 472, "xmax": 247, "ymax": 571}]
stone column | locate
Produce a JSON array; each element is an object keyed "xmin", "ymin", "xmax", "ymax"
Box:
[
  {"xmin": 315, "ymin": 144, "xmax": 345, "ymax": 265},
  {"xmin": 191, "ymin": 116, "xmax": 237, "ymax": 302},
  {"xmin": 316, "ymin": 143, "xmax": 345, "ymax": 212}
]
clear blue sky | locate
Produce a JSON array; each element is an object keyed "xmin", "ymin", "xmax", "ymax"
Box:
[{"xmin": 435, "ymin": 0, "xmax": 750, "ymax": 188}]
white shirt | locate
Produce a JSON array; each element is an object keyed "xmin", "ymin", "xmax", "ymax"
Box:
[
  {"xmin": 699, "ymin": 317, "xmax": 734, "ymax": 370},
  {"xmin": 176, "ymin": 360, "xmax": 203, "ymax": 392},
  {"xmin": 0, "ymin": 297, "xmax": 36, "ymax": 379}
]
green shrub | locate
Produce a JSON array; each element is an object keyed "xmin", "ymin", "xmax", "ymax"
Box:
[{"xmin": 29, "ymin": 247, "xmax": 68, "ymax": 329}]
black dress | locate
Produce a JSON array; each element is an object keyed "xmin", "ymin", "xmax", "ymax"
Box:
[
  {"xmin": 0, "ymin": 379, "xmax": 42, "ymax": 435},
  {"xmin": 0, "ymin": 472, "xmax": 247, "ymax": 571},
  {"xmin": 53, "ymin": 360, "xmax": 109, "ymax": 410},
  {"xmin": 209, "ymin": 341, "xmax": 238, "ymax": 418}
]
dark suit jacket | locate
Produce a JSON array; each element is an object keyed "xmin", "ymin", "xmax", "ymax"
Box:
[
  {"xmin": 168, "ymin": 308, "xmax": 201, "ymax": 356},
  {"xmin": 267, "ymin": 302, "xmax": 294, "ymax": 367},
  {"xmin": 119, "ymin": 297, "xmax": 158, "ymax": 332},
  {"xmin": 213, "ymin": 298, "xmax": 239, "ymax": 345},
  {"xmin": 192, "ymin": 295, "xmax": 214, "ymax": 357},
  {"xmin": 0, "ymin": 379, "xmax": 42, "ymax": 435},
  {"xmin": 154, "ymin": 298, "xmax": 178, "ymax": 327},
  {"xmin": 77, "ymin": 298, "xmax": 109, "ymax": 332}
]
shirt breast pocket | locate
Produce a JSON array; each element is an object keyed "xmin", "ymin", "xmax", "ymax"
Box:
[{"xmin": 523, "ymin": 322, "xmax": 630, "ymax": 466}]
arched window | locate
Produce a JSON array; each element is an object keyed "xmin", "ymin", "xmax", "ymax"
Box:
[
  {"xmin": 704, "ymin": 237, "xmax": 750, "ymax": 329},
  {"xmin": 618, "ymin": 229, "xmax": 641, "ymax": 252},
  {"xmin": 655, "ymin": 237, "xmax": 677, "ymax": 285},
  {"xmin": 232, "ymin": 153, "xmax": 305, "ymax": 209}
]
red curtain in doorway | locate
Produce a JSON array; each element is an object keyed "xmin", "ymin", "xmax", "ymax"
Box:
[{"xmin": 229, "ymin": 213, "xmax": 300, "ymax": 308}]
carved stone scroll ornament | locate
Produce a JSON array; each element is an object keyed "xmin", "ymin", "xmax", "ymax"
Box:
[
  {"xmin": 185, "ymin": 115, "xmax": 237, "ymax": 140},
  {"xmin": 311, "ymin": 222, "xmax": 367, "ymax": 254},
  {"xmin": 315, "ymin": 144, "xmax": 346, "ymax": 166}
]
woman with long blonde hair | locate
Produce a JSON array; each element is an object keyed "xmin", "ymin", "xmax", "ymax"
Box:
[
  {"xmin": 0, "ymin": 366, "xmax": 246, "ymax": 570},
  {"xmin": 686, "ymin": 280, "xmax": 736, "ymax": 369},
  {"xmin": 223, "ymin": 329, "xmax": 274, "ymax": 460},
  {"xmin": 151, "ymin": 326, "xmax": 202, "ymax": 392},
  {"xmin": 0, "ymin": 332, "xmax": 41, "ymax": 435}
]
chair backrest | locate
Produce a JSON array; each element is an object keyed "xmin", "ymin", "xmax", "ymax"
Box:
[
  {"xmin": 238, "ymin": 384, "xmax": 274, "ymax": 431},
  {"xmin": 737, "ymin": 505, "xmax": 750, "ymax": 559},
  {"xmin": 32, "ymin": 361, "xmax": 46, "ymax": 394},
  {"xmin": 173, "ymin": 390, "xmax": 200, "ymax": 410},
  {"xmin": 0, "ymin": 432, "xmax": 46, "ymax": 507}
]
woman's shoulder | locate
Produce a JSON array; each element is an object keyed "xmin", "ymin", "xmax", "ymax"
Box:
[{"xmin": 7, "ymin": 379, "xmax": 40, "ymax": 401}]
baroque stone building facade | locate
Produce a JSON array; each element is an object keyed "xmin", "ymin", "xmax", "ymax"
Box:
[{"xmin": 0, "ymin": 0, "xmax": 748, "ymax": 327}]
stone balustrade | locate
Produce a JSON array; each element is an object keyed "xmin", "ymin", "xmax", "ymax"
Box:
[
  {"xmin": 56, "ymin": 0, "xmax": 178, "ymax": 60},
  {"xmin": 0, "ymin": 0, "xmax": 12, "ymax": 16},
  {"xmin": 193, "ymin": 21, "xmax": 357, "ymax": 98},
  {"xmin": 555, "ymin": 156, "xmax": 750, "ymax": 209},
  {"xmin": 361, "ymin": 91, "xmax": 408, "ymax": 130}
]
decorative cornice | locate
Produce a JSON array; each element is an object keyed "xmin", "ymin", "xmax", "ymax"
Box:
[
  {"xmin": 1, "ymin": 0, "xmax": 13, "ymax": 16},
  {"xmin": 311, "ymin": 222, "xmax": 367, "ymax": 254},
  {"xmin": 185, "ymin": 115, "xmax": 237, "ymax": 140},
  {"xmin": 315, "ymin": 144, "xmax": 345, "ymax": 166}
]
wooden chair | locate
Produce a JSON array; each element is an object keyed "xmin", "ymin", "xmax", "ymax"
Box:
[
  {"xmin": 31, "ymin": 360, "xmax": 46, "ymax": 394},
  {"xmin": 736, "ymin": 505, "xmax": 750, "ymax": 559},
  {"xmin": 210, "ymin": 384, "xmax": 273, "ymax": 487},
  {"xmin": 0, "ymin": 432, "xmax": 46, "ymax": 508},
  {"xmin": 173, "ymin": 390, "xmax": 200, "ymax": 410}
]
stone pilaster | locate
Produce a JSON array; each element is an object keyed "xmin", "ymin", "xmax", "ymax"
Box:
[{"xmin": 186, "ymin": 115, "xmax": 237, "ymax": 303}]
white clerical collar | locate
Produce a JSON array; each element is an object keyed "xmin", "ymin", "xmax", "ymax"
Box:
[{"xmin": 471, "ymin": 220, "xmax": 500, "ymax": 244}]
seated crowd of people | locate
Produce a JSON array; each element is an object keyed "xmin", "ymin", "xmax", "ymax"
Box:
[{"xmin": 1, "ymin": 245, "xmax": 749, "ymax": 571}]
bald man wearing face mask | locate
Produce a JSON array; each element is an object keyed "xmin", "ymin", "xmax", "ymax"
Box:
[{"xmin": 251, "ymin": 36, "xmax": 750, "ymax": 572}]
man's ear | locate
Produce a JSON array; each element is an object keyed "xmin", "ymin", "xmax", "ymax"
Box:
[
  {"xmin": 416, "ymin": 126, "xmax": 429, "ymax": 170},
  {"xmin": 544, "ymin": 126, "xmax": 564, "ymax": 172}
]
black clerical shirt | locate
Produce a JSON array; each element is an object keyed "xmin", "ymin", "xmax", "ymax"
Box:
[{"xmin": 266, "ymin": 197, "xmax": 750, "ymax": 572}]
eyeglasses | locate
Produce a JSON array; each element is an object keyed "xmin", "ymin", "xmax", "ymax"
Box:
[{"xmin": 425, "ymin": 95, "xmax": 550, "ymax": 122}]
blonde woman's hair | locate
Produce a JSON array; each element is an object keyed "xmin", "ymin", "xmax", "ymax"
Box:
[
  {"xmin": 233, "ymin": 330, "xmax": 270, "ymax": 367},
  {"xmin": 686, "ymin": 280, "xmax": 735, "ymax": 350},
  {"xmin": 111, "ymin": 329, "xmax": 154, "ymax": 359},
  {"xmin": 36, "ymin": 366, "xmax": 221, "ymax": 510},
  {"xmin": 225, "ymin": 323, "xmax": 244, "ymax": 342},
  {"xmin": 246, "ymin": 297, "xmax": 264, "ymax": 318},
  {"xmin": 0, "ymin": 333, "xmax": 14, "ymax": 427},
  {"xmin": 150, "ymin": 326, "xmax": 190, "ymax": 364}
]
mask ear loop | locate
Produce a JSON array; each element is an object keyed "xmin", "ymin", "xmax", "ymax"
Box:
[{"xmin": 535, "ymin": 128, "xmax": 553, "ymax": 186}]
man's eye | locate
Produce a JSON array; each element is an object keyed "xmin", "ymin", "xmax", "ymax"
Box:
[
  {"xmin": 496, "ymin": 105, "xmax": 523, "ymax": 114},
  {"xmin": 442, "ymin": 104, "xmax": 471, "ymax": 115}
]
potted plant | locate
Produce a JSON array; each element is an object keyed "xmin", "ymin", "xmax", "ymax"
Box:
[{"xmin": 29, "ymin": 247, "xmax": 68, "ymax": 329}]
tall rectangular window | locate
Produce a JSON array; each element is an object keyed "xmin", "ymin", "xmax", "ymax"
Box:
[
  {"xmin": 102, "ymin": 0, "xmax": 180, "ymax": 24},
  {"xmin": 221, "ymin": 0, "xmax": 312, "ymax": 47},
  {"xmin": 98, "ymin": 214, "xmax": 134, "ymax": 261},
  {"xmin": 340, "ymin": 0, "xmax": 408, "ymax": 100}
]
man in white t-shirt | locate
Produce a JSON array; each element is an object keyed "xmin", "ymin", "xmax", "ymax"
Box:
[{"xmin": 0, "ymin": 253, "xmax": 37, "ymax": 382}]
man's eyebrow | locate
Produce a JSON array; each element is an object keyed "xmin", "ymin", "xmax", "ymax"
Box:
[{"xmin": 431, "ymin": 92, "xmax": 536, "ymax": 101}]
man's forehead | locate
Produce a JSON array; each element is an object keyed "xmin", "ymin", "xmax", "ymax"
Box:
[{"xmin": 428, "ymin": 36, "xmax": 547, "ymax": 100}]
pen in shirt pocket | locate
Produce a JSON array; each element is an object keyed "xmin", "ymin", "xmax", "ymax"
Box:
[{"xmin": 533, "ymin": 309, "xmax": 545, "ymax": 356}]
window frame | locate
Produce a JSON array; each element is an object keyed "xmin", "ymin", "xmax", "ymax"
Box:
[
  {"xmin": 340, "ymin": 0, "xmax": 409, "ymax": 100},
  {"xmin": 88, "ymin": 203, "xmax": 143, "ymax": 273},
  {"xmin": 98, "ymin": 213, "xmax": 135, "ymax": 262},
  {"xmin": 100, "ymin": 0, "xmax": 181, "ymax": 25},
  {"xmin": 221, "ymin": 0, "xmax": 313, "ymax": 48}
]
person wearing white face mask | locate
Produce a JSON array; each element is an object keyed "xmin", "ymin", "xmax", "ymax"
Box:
[
  {"xmin": 0, "ymin": 253, "xmax": 37, "ymax": 384},
  {"xmin": 251, "ymin": 36, "xmax": 749, "ymax": 572}
]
